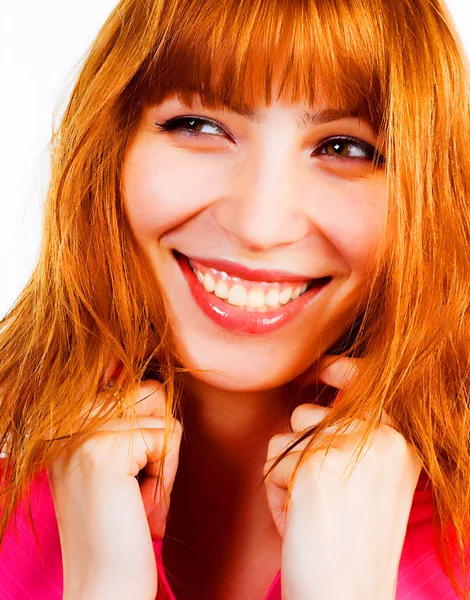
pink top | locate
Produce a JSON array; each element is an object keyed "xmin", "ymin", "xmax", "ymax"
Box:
[{"xmin": 0, "ymin": 468, "xmax": 465, "ymax": 599}]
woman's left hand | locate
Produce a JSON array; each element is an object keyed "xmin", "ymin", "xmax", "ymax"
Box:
[{"xmin": 264, "ymin": 357, "xmax": 422, "ymax": 600}]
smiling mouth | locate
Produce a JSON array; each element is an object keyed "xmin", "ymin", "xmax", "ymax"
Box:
[
  {"xmin": 173, "ymin": 250, "xmax": 332, "ymax": 334},
  {"xmin": 174, "ymin": 250, "xmax": 332, "ymax": 313}
]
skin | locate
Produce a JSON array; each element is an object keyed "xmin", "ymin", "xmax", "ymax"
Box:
[
  {"xmin": 48, "ymin": 381, "xmax": 181, "ymax": 600},
  {"xmin": 265, "ymin": 365, "xmax": 421, "ymax": 599},
  {"xmin": 48, "ymin": 90, "xmax": 421, "ymax": 600},
  {"xmin": 123, "ymin": 93, "xmax": 387, "ymax": 394},
  {"xmin": 119, "ymin": 92, "xmax": 403, "ymax": 598}
]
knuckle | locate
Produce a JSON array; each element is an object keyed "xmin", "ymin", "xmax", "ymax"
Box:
[
  {"xmin": 168, "ymin": 416, "xmax": 182, "ymax": 430},
  {"xmin": 290, "ymin": 404, "xmax": 311, "ymax": 427},
  {"xmin": 55, "ymin": 413, "xmax": 182, "ymax": 479},
  {"xmin": 268, "ymin": 433, "xmax": 291, "ymax": 456},
  {"xmin": 128, "ymin": 428, "xmax": 165, "ymax": 467},
  {"xmin": 76, "ymin": 431, "xmax": 116, "ymax": 470},
  {"xmin": 375, "ymin": 424, "xmax": 408, "ymax": 456},
  {"xmin": 132, "ymin": 380, "xmax": 167, "ymax": 415},
  {"xmin": 169, "ymin": 418, "xmax": 183, "ymax": 439},
  {"xmin": 141, "ymin": 430, "xmax": 165, "ymax": 459},
  {"xmin": 389, "ymin": 433, "xmax": 416, "ymax": 467},
  {"xmin": 299, "ymin": 447, "xmax": 344, "ymax": 482},
  {"xmin": 291, "ymin": 403, "xmax": 326, "ymax": 430},
  {"xmin": 140, "ymin": 379, "xmax": 164, "ymax": 393}
]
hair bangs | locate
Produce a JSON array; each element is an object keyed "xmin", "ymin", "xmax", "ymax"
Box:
[{"xmin": 135, "ymin": 0, "xmax": 389, "ymax": 135}]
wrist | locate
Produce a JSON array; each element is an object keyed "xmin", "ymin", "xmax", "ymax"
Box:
[
  {"xmin": 283, "ymin": 576, "xmax": 397, "ymax": 600},
  {"xmin": 63, "ymin": 575, "xmax": 158, "ymax": 600}
]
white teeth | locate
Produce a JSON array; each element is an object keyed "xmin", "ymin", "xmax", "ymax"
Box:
[
  {"xmin": 265, "ymin": 289, "xmax": 280, "ymax": 307},
  {"xmin": 279, "ymin": 287, "xmax": 293, "ymax": 305},
  {"xmin": 203, "ymin": 273, "xmax": 216, "ymax": 292},
  {"xmin": 246, "ymin": 288, "xmax": 265, "ymax": 309},
  {"xmin": 189, "ymin": 259, "xmax": 315, "ymax": 310},
  {"xmin": 228, "ymin": 284, "xmax": 247, "ymax": 307},
  {"xmin": 214, "ymin": 280, "xmax": 229, "ymax": 299},
  {"xmin": 291, "ymin": 286, "xmax": 301, "ymax": 300}
]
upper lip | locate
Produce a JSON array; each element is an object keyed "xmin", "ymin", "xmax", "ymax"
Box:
[{"xmin": 178, "ymin": 251, "xmax": 322, "ymax": 283}]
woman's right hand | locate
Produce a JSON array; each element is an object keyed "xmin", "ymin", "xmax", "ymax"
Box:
[{"xmin": 47, "ymin": 379, "xmax": 182, "ymax": 600}]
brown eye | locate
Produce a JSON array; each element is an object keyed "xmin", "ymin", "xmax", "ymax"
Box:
[
  {"xmin": 155, "ymin": 116, "xmax": 226, "ymax": 137},
  {"xmin": 316, "ymin": 136, "xmax": 385, "ymax": 165}
]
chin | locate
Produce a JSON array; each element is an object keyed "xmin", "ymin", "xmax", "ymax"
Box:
[
  {"xmin": 186, "ymin": 367, "xmax": 288, "ymax": 393},
  {"xmin": 175, "ymin": 335, "xmax": 324, "ymax": 393}
]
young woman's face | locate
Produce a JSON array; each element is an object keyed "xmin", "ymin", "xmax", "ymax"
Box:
[{"xmin": 123, "ymin": 93, "xmax": 387, "ymax": 391}]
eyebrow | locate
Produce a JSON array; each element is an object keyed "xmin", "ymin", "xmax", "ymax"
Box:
[
  {"xmin": 231, "ymin": 103, "xmax": 364, "ymax": 128},
  {"xmin": 170, "ymin": 95, "xmax": 368, "ymax": 129}
]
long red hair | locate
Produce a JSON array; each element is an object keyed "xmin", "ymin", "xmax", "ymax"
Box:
[{"xmin": 1, "ymin": 0, "xmax": 469, "ymax": 595}]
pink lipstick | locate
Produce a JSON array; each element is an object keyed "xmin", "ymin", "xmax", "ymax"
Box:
[{"xmin": 174, "ymin": 251, "xmax": 331, "ymax": 335}]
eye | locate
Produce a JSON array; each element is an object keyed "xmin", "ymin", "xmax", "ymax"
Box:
[
  {"xmin": 155, "ymin": 116, "xmax": 227, "ymax": 138},
  {"xmin": 314, "ymin": 136, "xmax": 385, "ymax": 166}
]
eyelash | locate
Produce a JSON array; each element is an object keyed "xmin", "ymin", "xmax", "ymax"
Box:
[{"xmin": 154, "ymin": 116, "xmax": 385, "ymax": 165}]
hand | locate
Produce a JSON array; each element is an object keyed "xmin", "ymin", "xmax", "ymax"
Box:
[
  {"xmin": 264, "ymin": 356, "xmax": 422, "ymax": 600},
  {"xmin": 47, "ymin": 373, "xmax": 182, "ymax": 600}
]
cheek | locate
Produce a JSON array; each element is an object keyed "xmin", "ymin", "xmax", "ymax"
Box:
[
  {"xmin": 122, "ymin": 137, "xmax": 228, "ymax": 240},
  {"xmin": 306, "ymin": 178, "xmax": 387, "ymax": 275}
]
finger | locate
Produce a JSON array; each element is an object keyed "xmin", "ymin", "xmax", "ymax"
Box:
[
  {"xmin": 377, "ymin": 410, "xmax": 397, "ymax": 429},
  {"xmin": 94, "ymin": 416, "xmax": 166, "ymax": 434},
  {"xmin": 79, "ymin": 424, "xmax": 168, "ymax": 477},
  {"xmin": 134, "ymin": 420, "xmax": 181, "ymax": 484},
  {"xmin": 264, "ymin": 478, "xmax": 287, "ymax": 538},
  {"xmin": 150, "ymin": 418, "xmax": 182, "ymax": 485},
  {"xmin": 291, "ymin": 404, "xmax": 375, "ymax": 440},
  {"xmin": 294, "ymin": 359, "xmax": 398, "ymax": 431},
  {"xmin": 316, "ymin": 355, "xmax": 362, "ymax": 390},
  {"xmin": 139, "ymin": 419, "xmax": 182, "ymax": 540},
  {"xmin": 140, "ymin": 476, "xmax": 168, "ymax": 539},
  {"xmin": 265, "ymin": 440, "xmax": 364, "ymax": 492},
  {"xmin": 264, "ymin": 451, "xmax": 304, "ymax": 491},
  {"xmin": 86, "ymin": 379, "xmax": 167, "ymax": 422},
  {"xmin": 122, "ymin": 380, "xmax": 167, "ymax": 418},
  {"xmin": 267, "ymin": 432, "xmax": 311, "ymax": 462},
  {"xmin": 267, "ymin": 419, "xmax": 369, "ymax": 471},
  {"xmin": 290, "ymin": 404, "xmax": 330, "ymax": 432}
]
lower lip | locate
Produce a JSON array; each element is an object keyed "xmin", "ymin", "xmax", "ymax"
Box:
[{"xmin": 175, "ymin": 252, "xmax": 330, "ymax": 335}]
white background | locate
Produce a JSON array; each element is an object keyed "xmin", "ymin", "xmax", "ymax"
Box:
[{"xmin": 1, "ymin": 0, "xmax": 469, "ymax": 318}]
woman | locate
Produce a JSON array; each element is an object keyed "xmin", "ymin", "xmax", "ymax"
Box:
[{"xmin": 0, "ymin": 0, "xmax": 469, "ymax": 598}]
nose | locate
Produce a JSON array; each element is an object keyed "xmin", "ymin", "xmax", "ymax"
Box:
[{"xmin": 213, "ymin": 149, "xmax": 312, "ymax": 253}]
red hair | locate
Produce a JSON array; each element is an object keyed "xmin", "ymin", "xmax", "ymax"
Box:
[{"xmin": 0, "ymin": 0, "xmax": 469, "ymax": 595}]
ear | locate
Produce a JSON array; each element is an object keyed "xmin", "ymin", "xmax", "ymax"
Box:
[{"xmin": 101, "ymin": 359, "xmax": 124, "ymax": 389}]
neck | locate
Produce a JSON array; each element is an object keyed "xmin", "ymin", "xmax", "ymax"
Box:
[
  {"xmin": 163, "ymin": 376, "xmax": 329, "ymax": 584},
  {"xmin": 180, "ymin": 375, "xmax": 300, "ymax": 463},
  {"xmin": 163, "ymin": 378, "xmax": 309, "ymax": 595},
  {"xmin": 167, "ymin": 377, "xmax": 302, "ymax": 552}
]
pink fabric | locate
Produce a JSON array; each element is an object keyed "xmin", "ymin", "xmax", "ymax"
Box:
[
  {"xmin": 153, "ymin": 538, "xmax": 281, "ymax": 600},
  {"xmin": 0, "ymin": 468, "xmax": 465, "ymax": 599}
]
